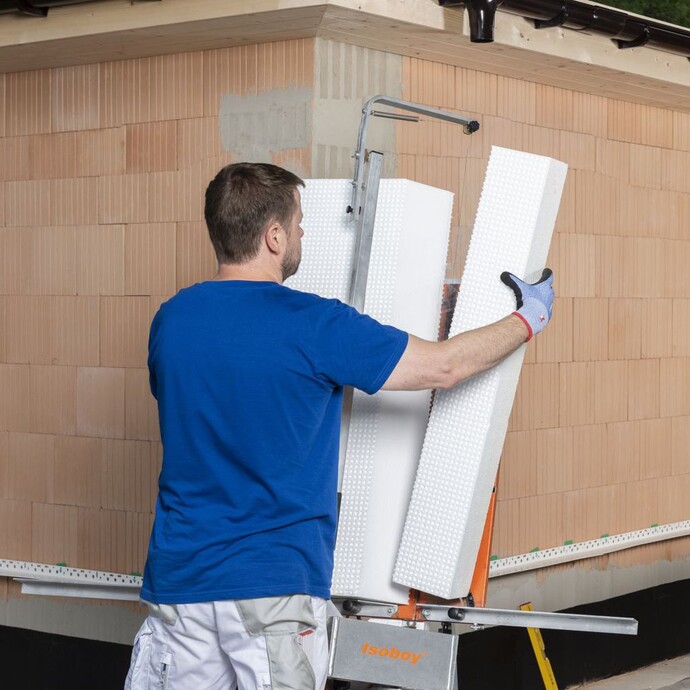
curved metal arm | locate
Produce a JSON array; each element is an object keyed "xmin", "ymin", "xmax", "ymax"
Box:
[{"xmin": 349, "ymin": 95, "xmax": 480, "ymax": 217}]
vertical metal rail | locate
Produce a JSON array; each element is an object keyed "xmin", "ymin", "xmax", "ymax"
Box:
[{"xmin": 348, "ymin": 150, "xmax": 384, "ymax": 311}]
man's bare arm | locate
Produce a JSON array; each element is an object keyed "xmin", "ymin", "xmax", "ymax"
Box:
[
  {"xmin": 382, "ymin": 269, "xmax": 554, "ymax": 392},
  {"xmin": 382, "ymin": 314, "xmax": 528, "ymax": 391}
]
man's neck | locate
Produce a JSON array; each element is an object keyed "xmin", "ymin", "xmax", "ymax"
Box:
[{"xmin": 213, "ymin": 261, "xmax": 282, "ymax": 283}]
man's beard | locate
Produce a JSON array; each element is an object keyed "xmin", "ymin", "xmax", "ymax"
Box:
[{"xmin": 281, "ymin": 245, "xmax": 301, "ymax": 281}]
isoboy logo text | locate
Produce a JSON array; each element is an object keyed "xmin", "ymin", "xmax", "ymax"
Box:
[{"xmin": 361, "ymin": 642, "xmax": 428, "ymax": 666}]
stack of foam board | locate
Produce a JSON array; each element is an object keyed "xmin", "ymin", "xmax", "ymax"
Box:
[
  {"xmin": 287, "ymin": 179, "xmax": 453, "ymax": 603},
  {"xmin": 393, "ymin": 147, "xmax": 568, "ymax": 599}
]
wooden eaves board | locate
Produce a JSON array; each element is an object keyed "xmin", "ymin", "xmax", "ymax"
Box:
[{"xmin": 0, "ymin": 1, "xmax": 688, "ymax": 113}]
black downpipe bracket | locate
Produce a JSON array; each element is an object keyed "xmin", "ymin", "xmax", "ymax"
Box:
[{"xmin": 437, "ymin": 0, "xmax": 690, "ymax": 58}]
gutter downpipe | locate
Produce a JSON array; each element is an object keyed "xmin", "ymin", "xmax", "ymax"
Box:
[{"xmin": 438, "ymin": 0, "xmax": 690, "ymax": 58}]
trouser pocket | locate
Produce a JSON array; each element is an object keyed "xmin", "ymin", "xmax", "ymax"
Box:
[
  {"xmin": 125, "ymin": 620, "xmax": 153, "ymax": 690},
  {"xmin": 235, "ymin": 595, "xmax": 318, "ymax": 690}
]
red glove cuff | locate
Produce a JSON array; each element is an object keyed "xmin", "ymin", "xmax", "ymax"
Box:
[{"xmin": 513, "ymin": 311, "xmax": 533, "ymax": 342}]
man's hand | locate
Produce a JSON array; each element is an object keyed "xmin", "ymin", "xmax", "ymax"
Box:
[{"xmin": 501, "ymin": 269, "xmax": 554, "ymax": 341}]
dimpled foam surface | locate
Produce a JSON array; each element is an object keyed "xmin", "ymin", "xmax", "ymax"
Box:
[
  {"xmin": 393, "ymin": 147, "xmax": 568, "ymax": 599},
  {"xmin": 288, "ymin": 179, "xmax": 453, "ymax": 604}
]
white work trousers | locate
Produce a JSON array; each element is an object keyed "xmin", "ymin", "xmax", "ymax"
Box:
[{"xmin": 124, "ymin": 595, "xmax": 329, "ymax": 690}]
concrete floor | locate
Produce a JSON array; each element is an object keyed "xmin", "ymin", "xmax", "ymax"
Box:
[{"xmin": 569, "ymin": 655, "xmax": 690, "ymax": 689}]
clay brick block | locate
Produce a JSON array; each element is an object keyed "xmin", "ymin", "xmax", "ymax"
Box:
[
  {"xmin": 25, "ymin": 227, "xmax": 77, "ymax": 296},
  {"xmin": 572, "ymin": 92, "xmax": 608, "ymax": 139},
  {"xmin": 100, "ymin": 296, "xmax": 151, "ymax": 368},
  {"xmin": 608, "ymin": 298, "xmax": 642, "ymax": 360},
  {"xmin": 536, "ymin": 84, "xmax": 574, "ymax": 130},
  {"xmin": 559, "ymin": 131, "xmax": 595, "ymax": 172},
  {"xmin": 6, "ymin": 69, "xmax": 51, "ymax": 136},
  {"xmin": 0, "ymin": 297, "xmax": 5, "ymax": 361},
  {"xmin": 76, "ymin": 367, "xmax": 125, "ymax": 439},
  {"xmin": 8, "ymin": 431, "xmax": 54, "ymax": 503},
  {"xmin": 595, "ymin": 139, "xmax": 630, "ymax": 182},
  {"xmin": 125, "ymin": 223, "xmax": 176, "ymax": 296},
  {"xmin": 608, "ymin": 101, "xmax": 673, "ymax": 148},
  {"xmin": 559, "ymin": 361, "xmax": 595, "ymax": 427},
  {"xmin": 0, "ymin": 363, "xmax": 30, "ymax": 432},
  {"xmin": 50, "ymin": 177, "xmax": 98, "ymax": 226},
  {"xmin": 535, "ymin": 297, "xmax": 572, "ymax": 363},
  {"xmin": 550, "ymin": 233, "xmax": 595, "ymax": 298},
  {"xmin": 595, "ymin": 236, "xmax": 631, "ymax": 298},
  {"xmin": 31, "ymin": 502, "xmax": 79, "ymax": 566},
  {"xmin": 496, "ymin": 76, "xmax": 536, "ymax": 125},
  {"xmin": 150, "ymin": 52, "xmax": 204, "ymax": 121},
  {"xmin": 469, "ymin": 116, "xmax": 524, "ymax": 160},
  {"xmin": 125, "ymin": 368, "xmax": 160, "ymax": 442},
  {"xmin": 627, "ymin": 359, "xmax": 660, "ymax": 421},
  {"xmin": 8, "ymin": 297, "xmax": 99, "ymax": 366},
  {"xmin": 660, "ymin": 358, "xmax": 690, "ymax": 417},
  {"xmin": 573, "ymin": 298, "xmax": 608, "ymax": 361},
  {"xmin": 639, "ymin": 417, "xmax": 671, "ymax": 480},
  {"xmin": 0, "ymin": 137, "xmax": 31, "ymax": 182},
  {"xmin": 0, "ymin": 74, "xmax": 4, "ymax": 137},
  {"xmin": 604, "ymin": 420, "xmax": 640, "ymax": 485},
  {"xmin": 99, "ymin": 508, "xmax": 127, "ymax": 572},
  {"xmin": 29, "ymin": 132, "xmax": 79, "ymax": 180},
  {"xmin": 673, "ymin": 299, "xmax": 690, "ymax": 357},
  {"xmin": 564, "ymin": 483, "xmax": 626, "ymax": 543},
  {"xmin": 674, "ymin": 111, "xmax": 690, "ymax": 152},
  {"xmin": 98, "ymin": 174, "xmax": 149, "ymax": 224},
  {"xmin": 642, "ymin": 299, "xmax": 673, "ymax": 359},
  {"xmin": 657, "ymin": 474, "xmax": 690, "ymax": 525},
  {"xmin": 177, "ymin": 221, "xmax": 217, "ymax": 290},
  {"xmin": 54, "ymin": 436, "xmax": 102, "ymax": 508},
  {"xmin": 6, "ymin": 180, "xmax": 51, "ymax": 227},
  {"xmin": 594, "ymin": 360, "xmax": 628, "ymax": 424},
  {"xmin": 76, "ymin": 225, "xmax": 125, "ymax": 296},
  {"xmin": 126, "ymin": 121, "xmax": 178, "ymax": 174},
  {"xmin": 149, "ymin": 169, "xmax": 205, "ymax": 224},
  {"xmin": 99, "ymin": 58, "xmax": 151, "ymax": 128},
  {"xmin": 76, "ymin": 127, "xmax": 126, "ymax": 177},
  {"xmin": 498, "ymin": 430, "xmax": 537, "ymax": 500},
  {"xmin": 625, "ymin": 478, "xmax": 659, "ymax": 532},
  {"xmin": 51, "ymin": 64, "xmax": 100, "ymax": 133},
  {"xmin": 523, "ymin": 124, "xmax": 560, "ymax": 160},
  {"xmin": 0, "ymin": 500, "xmax": 32, "ymax": 560},
  {"xmin": 0, "ymin": 432, "xmax": 7, "ymax": 498},
  {"xmin": 76, "ymin": 506, "xmax": 102, "ymax": 570},
  {"xmin": 177, "ymin": 117, "xmax": 224, "ymax": 168},
  {"xmin": 536, "ymin": 426, "xmax": 573, "ymax": 495},
  {"xmin": 575, "ymin": 171, "xmax": 621, "ymax": 237},
  {"xmin": 509, "ymin": 363, "xmax": 560, "ymax": 431},
  {"xmin": 671, "ymin": 416, "xmax": 690, "ymax": 476},
  {"xmin": 29, "ymin": 364, "xmax": 77, "ymax": 436},
  {"xmin": 126, "ymin": 511, "xmax": 154, "ymax": 574},
  {"xmin": 629, "ymin": 144, "xmax": 662, "ymax": 190},
  {"xmin": 662, "ymin": 149, "xmax": 690, "ymax": 195},
  {"xmin": 101, "ymin": 439, "xmax": 159, "ymax": 514}
]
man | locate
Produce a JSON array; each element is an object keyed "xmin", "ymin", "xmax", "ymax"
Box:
[{"xmin": 125, "ymin": 162, "xmax": 553, "ymax": 690}]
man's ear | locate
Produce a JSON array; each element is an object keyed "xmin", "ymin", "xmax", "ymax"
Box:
[{"xmin": 264, "ymin": 221, "xmax": 283, "ymax": 255}]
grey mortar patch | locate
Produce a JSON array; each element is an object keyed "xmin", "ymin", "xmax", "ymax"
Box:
[{"xmin": 219, "ymin": 87, "xmax": 313, "ymax": 165}]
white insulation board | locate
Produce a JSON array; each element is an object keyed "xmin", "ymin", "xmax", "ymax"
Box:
[
  {"xmin": 287, "ymin": 179, "xmax": 453, "ymax": 604},
  {"xmin": 393, "ymin": 147, "xmax": 568, "ymax": 600}
]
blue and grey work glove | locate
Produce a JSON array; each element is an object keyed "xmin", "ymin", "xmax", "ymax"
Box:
[{"xmin": 500, "ymin": 269, "xmax": 554, "ymax": 341}]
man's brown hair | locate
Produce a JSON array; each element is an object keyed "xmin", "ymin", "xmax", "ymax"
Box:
[{"xmin": 204, "ymin": 162, "xmax": 305, "ymax": 264}]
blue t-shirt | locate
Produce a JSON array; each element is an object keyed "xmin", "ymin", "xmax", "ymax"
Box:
[{"xmin": 141, "ymin": 280, "xmax": 408, "ymax": 604}]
